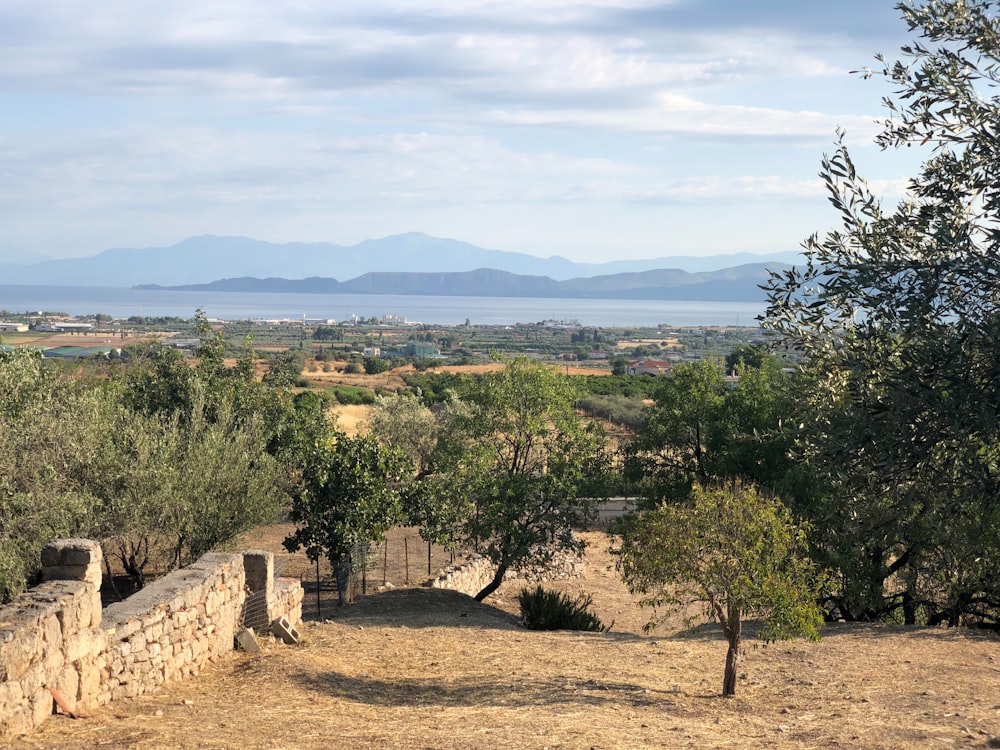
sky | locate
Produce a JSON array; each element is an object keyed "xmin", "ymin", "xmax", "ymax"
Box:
[{"xmin": 0, "ymin": 0, "xmax": 923, "ymax": 264}]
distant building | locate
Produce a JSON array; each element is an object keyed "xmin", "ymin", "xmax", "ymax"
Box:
[
  {"xmin": 163, "ymin": 338, "xmax": 201, "ymax": 350},
  {"xmin": 42, "ymin": 346, "xmax": 117, "ymax": 359},
  {"xmin": 363, "ymin": 346, "xmax": 381, "ymax": 358},
  {"xmin": 628, "ymin": 359, "xmax": 673, "ymax": 376},
  {"xmin": 402, "ymin": 340, "xmax": 441, "ymax": 358},
  {"xmin": 0, "ymin": 322, "xmax": 28, "ymax": 333},
  {"xmin": 35, "ymin": 321, "xmax": 93, "ymax": 332}
]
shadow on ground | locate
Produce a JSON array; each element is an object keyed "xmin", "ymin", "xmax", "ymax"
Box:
[{"xmin": 293, "ymin": 669, "xmax": 677, "ymax": 709}]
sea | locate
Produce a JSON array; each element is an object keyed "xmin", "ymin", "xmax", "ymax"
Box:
[{"xmin": 0, "ymin": 285, "xmax": 766, "ymax": 328}]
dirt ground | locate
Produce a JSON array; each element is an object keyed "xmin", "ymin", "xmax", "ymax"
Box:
[
  {"xmin": 4, "ymin": 330, "xmax": 168, "ymax": 348},
  {"xmin": 307, "ymin": 360, "xmax": 612, "ymax": 435},
  {"xmin": 11, "ymin": 528, "xmax": 1000, "ymax": 750}
]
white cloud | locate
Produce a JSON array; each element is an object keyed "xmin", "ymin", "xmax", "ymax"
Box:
[{"xmin": 0, "ymin": 1, "xmax": 917, "ymax": 262}]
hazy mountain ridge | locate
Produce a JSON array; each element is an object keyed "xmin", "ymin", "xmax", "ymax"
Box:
[
  {"xmin": 138, "ymin": 263, "xmax": 786, "ymax": 302},
  {"xmin": 0, "ymin": 233, "xmax": 803, "ymax": 288}
]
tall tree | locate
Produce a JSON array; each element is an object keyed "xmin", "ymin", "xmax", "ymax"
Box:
[
  {"xmin": 763, "ymin": 0, "xmax": 1000, "ymax": 624},
  {"xmin": 284, "ymin": 431, "xmax": 411, "ymax": 606},
  {"xmin": 419, "ymin": 357, "xmax": 606, "ymax": 601},
  {"xmin": 627, "ymin": 358, "xmax": 801, "ymax": 505}
]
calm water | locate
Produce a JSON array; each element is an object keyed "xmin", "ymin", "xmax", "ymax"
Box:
[{"xmin": 0, "ymin": 285, "xmax": 766, "ymax": 327}]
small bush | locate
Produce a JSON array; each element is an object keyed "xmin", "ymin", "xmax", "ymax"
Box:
[
  {"xmin": 330, "ymin": 386, "xmax": 376, "ymax": 405},
  {"xmin": 518, "ymin": 585, "xmax": 609, "ymax": 632}
]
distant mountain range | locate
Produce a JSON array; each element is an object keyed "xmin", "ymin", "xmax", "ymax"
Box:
[
  {"xmin": 0, "ymin": 233, "xmax": 803, "ymax": 288},
  {"xmin": 138, "ymin": 263, "xmax": 787, "ymax": 302}
]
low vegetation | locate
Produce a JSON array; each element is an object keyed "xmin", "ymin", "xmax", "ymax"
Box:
[{"xmin": 517, "ymin": 585, "xmax": 608, "ymax": 632}]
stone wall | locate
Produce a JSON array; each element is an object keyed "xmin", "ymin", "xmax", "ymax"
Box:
[
  {"xmin": 0, "ymin": 539, "xmax": 303, "ymax": 739},
  {"xmin": 429, "ymin": 550, "xmax": 586, "ymax": 598}
]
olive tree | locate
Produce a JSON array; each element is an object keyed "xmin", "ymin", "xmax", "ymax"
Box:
[
  {"xmin": 763, "ymin": 0, "xmax": 1000, "ymax": 624},
  {"xmin": 0, "ymin": 350, "xmax": 106, "ymax": 601},
  {"xmin": 616, "ymin": 481, "xmax": 823, "ymax": 697},
  {"xmin": 419, "ymin": 357, "xmax": 607, "ymax": 601}
]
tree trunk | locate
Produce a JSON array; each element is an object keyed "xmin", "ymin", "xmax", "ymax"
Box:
[
  {"xmin": 723, "ymin": 634, "xmax": 740, "ymax": 697},
  {"xmin": 722, "ymin": 606, "xmax": 741, "ymax": 697},
  {"xmin": 334, "ymin": 553, "xmax": 351, "ymax": 606},
  {"xmin": 474, "ymin": 561, "xmax": 508, "ymax": 601}
]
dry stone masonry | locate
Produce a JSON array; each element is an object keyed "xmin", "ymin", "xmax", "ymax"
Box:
[
  {"xmin": 0, "ymin": 539, "xmax": 303, "ymax": 739},
  {"xmin": 429, "ymin": 549, "xmax": 586, "ymax": 598}
]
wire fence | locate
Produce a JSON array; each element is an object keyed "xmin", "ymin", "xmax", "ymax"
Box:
[{"xmin": 294, "ymin": 531, "xmax": 461, "ymax": 619}]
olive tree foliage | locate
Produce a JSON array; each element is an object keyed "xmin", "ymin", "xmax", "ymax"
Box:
[
  {"xmin": 419, "ymin": 357, "xmax": 607, "ymax": 601},
  {"xmin": 89, "ymin": 388, "xmax": 286, "ymax": 586},
  {"xmin": 616, "ymin": 482, "xmax": 823, "ymax": 697},
  {"xmin": 367, "ymin": 393, "xmax": 440, "ymax": 479},
  {"xmin": 0, "ymin": 315, "xmax": 297, "ymax": 603},
  {"xmin": 0, "ymin": 349, "xmax": 108, "ymax": 601},
  {"xmin": 763, "ymin": 0, "xmax": 1000, "ymax": 625}
]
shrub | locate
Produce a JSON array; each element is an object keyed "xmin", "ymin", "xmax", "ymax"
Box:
[
  {"xmin": 517, "ymin": 585, "xmax": 609, "ymax": 632},
  {"xmin": 330, "ymin": 386, "xmax": 376, "ymax": 405}
]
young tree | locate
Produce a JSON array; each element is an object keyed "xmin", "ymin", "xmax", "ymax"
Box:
[
  {"xmin": 616, "ymin": 481, "xmax": 823, "ymax": 697},
  {"xmin": 283, "ymin": 431, "xmax": 411, "ymax": 605},
  {"xmin": 419, "ymin": 357, "xmax": 607, "ymax": 601},
  {"xmin": 763, "ymin": 0, "xmax": 1000, "ymax": 624}
]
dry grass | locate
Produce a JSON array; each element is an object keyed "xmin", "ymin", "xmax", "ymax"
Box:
[
  {"xmin": 329, "ymin": 404, "xmax": 372, "ymax": 437},
  {"xmin": 12, "ymin": 528, "xmax": 1000, "ymax": 750},
  {"xmin": 6, "ymin": 331, "xmax": 167, "ymax": 348}
]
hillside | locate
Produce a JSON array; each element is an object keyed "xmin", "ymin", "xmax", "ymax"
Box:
[
  {"xmin": 140, "ymin": 263, "xmax": 784, "ymax": 302},
  {"xmin": 14, "ymin": 528, "xmax": 1000, "ymax": 750},
  {"xmin": 0, "ymin": 233, "xmax": 803, "ymax": 287}
]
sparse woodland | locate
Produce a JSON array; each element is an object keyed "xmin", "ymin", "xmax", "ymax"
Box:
[{"xmin": 3, "ymin": 4, "xmax": 1000, "ymax": 729}]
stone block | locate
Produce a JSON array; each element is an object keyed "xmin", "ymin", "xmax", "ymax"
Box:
[
  {"xmin": 270, "ymin": 616, "xmax": 301, "ymax": 645},
  {"xmin": 40, "ymin": 540, "xmax": 102, "ymax": 587},
  {"xmin": 1, "ymin": 706, "xmax": 33, "ymax": 738},
  {"xmin": 236, "ymin": 628, "xmax": 260, "ymax": 653},
  {"xmin": 78, "ymin": 661, "xmax": 101, "ymax": 705},
  {"xmin": 0, "ymin": 627, "xmax": 36, "ymax": 683},
  {"xmin": 56, "ymin": 665, "xmax": 80, "ymax": 709},
  {"xmin": 29, "ymin": 685, "xmax": 52, "ymax": 730},
  {"xmin": 0, "ymin": 679, "xmax": 24, "ymax": 714}
]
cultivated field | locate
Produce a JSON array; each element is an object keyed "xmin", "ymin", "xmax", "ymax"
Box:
[{"xmin": 11, "ymin": 529, "xmax": 1000, "ymax": 750}]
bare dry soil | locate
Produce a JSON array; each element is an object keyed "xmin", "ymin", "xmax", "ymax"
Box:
[{"xmin": 11, "ymin": 529, "xmax": 1000, "ymax": 750}]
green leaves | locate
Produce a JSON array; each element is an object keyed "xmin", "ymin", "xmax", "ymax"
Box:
[
  {"xmin": 762, "ymin": 0, "xmax": 1000, "ymax": 625},
  {"xmin": 419, "ymin": 357, "xmax": 606, "ymax": 600},
  {"xmin": 283, "ymin": 430, "xmax": 411, "ymax": 574},
  {"xmin": 616, "ymin": 481, "xmax": 823, "ymax": 696}
]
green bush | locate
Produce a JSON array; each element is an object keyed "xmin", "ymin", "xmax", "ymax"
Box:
[
  {"xmin": 517, "ymin": 585, "xmax": 609, "ymax": 632},
  {"xmin": 330, "ymin": 386, "xmax": 376, "ymax": 405}
]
